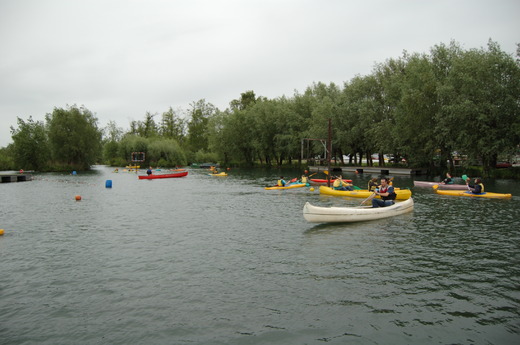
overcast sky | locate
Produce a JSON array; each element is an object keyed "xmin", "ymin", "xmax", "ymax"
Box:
[{"xmin": 1, "ymin": 0, "xmax": 518, "ymax": 147}]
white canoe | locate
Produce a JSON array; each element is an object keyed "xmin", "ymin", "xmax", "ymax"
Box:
[{"xmin": 303, "ymin": 198, "xmax": 414, "ymax": 223}]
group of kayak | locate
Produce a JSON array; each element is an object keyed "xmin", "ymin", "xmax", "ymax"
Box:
[
  {"xmin": 300, "ymin": 171, "xmax": 511, "ymax": 224},
  {"xmin": 265, "ymin": 174, "xmax": 354, "ymax": 190},
  {"xmin": 414, "ymin": 173, "xmax": 512, "ymax": 199}
]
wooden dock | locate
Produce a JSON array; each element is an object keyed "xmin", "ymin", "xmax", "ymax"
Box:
[
  {"xmin": 0, "ymin": 174, "xmax": 33, "ymax": 183},
  {"xmin": 308, "ymin": 166, "xmax": 428, "ymax": 175}
]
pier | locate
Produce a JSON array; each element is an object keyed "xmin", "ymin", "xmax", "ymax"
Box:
[
  {"xmin": 308, "ymin": 166, "xmax": 428, "ymax": 176},
  {"xmin": 0, "ymin": 174, "xmax": 33, "ymax": 183}
]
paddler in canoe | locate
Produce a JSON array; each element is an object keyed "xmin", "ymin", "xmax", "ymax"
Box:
[
  {"xmin": 372, "ymin": 177, "xmax": 397, "ymax": 207},
  {"xmin": 441, "ymin": 172, "xmax": 454, "ymax": 184},
  {"xmin": 277, "ymin": 176, "xmax": 287, "ymax": 187},
  {"xmin": 368, "ymin": 177, "xmax": 379, "ymax": 192},
  {"xmin": 466, "ymin": 177, "xmax": 484, "ymax": 194},
  {"xmin": 333, "ymin": 175, "xmax": 354, "ymax": 191}
]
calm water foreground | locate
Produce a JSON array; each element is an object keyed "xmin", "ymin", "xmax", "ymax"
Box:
[{"xmin": 1, "ymin": 166, "xmax": 519, "ymax": 345}]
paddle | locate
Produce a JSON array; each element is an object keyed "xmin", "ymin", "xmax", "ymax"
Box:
[
  {"xmin": 360, "ymin": 192, "xmax": 376, "ymax": 205},
  {"xmin": 461, "ymin": 174, "xmax": 472, "ymax": 190}
]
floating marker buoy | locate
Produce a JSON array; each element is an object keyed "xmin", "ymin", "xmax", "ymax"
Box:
[
  {"xmin": 310, "ymin": 187, "xmax": 315, "ymax": 192},
  {"xmin": 72, "ymin": 171, "xmax": 77, "ymax": 175},
  {"xmin": 0, "ymin": 229, "xmax": 4, "ymax": 236},
  {"xmin": 75, "ymin": 195, "xmax": 82, "ymax": 201},
  {"xmin": 105, "ymin": 180, "xmax": 112, "ymax": 188}
]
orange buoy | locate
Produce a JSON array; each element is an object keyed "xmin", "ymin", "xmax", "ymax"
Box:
[
  {"xmin": 0, "ymin": 229, "xmax": 4, "ymax": 236},
  {"xmin": 75, "ymin": 195, "xmax": 82, "ymax": 201}
]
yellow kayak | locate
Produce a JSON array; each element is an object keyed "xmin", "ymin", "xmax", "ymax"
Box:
[
  {"xmin": 209, "ymin": 172, "xmax": 228, "ymax": 176},
  {"xmin": 265, "ymin": 183, "xmax": 307, "ymax": 190},
  {"xmin": 319, "ymin": 186, "xmax": 412, "ymax": 200},
  {"xmin": 435, "ymin": 189, "xmax": 512, "ymax": 199}
]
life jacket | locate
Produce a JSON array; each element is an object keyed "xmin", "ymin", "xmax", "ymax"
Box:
[
  {"xmin": 379, "ymin": 185, "xmax": 397, "ymax": 200},
  {"xmin": 333, "ymin": 179, "xmax": 342, "ymax": 189},
  {"xmin": 478, "ymin": 183, "xmax": 484, "ymax": 193},
  {"xmin": 277, "ymin": 179, "xmax": 285, "ymax": 187},
  {"xmin": 301, "ymin": 176, "xmax": 308, "ymax": 183}
]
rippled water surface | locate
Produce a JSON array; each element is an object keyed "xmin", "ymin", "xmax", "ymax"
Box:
[{"xmin": 1, "ymin": 166, "xmax": 519, "ymax": 344}]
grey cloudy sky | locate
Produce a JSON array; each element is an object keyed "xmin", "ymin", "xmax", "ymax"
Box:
[{"xmin": 1, "ymin": 0, "xmax": 518, "ymax": 147}]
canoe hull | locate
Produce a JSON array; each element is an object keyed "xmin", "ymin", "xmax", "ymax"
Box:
[
  {"xmin": 209, "ymin": 172, "xmax": 228, "ymax": 176},
  {"xmin": 435, "ymin": 189, "xmax": 512, "ymax": 199},
  {"xmin": 310, "ymin": 178, "xmax": 352, "ymax": 184},
  {"xmin": 138, "ymin": 171, "xmax": 188, "ymax": 179},
  {"xmin": 319, "ymin": 186, "xmax": 412, "ymax": 200},
  {"xmin": 265, "ymin": 183, "xmax": 307, "ymax": 190},
  {"xmin": 303, "ymin": 198, "xmax": 414, "ymax": 223},
  {"xmin": 414, "ymin": 181, "xmax": 468, "ymax": 190}
]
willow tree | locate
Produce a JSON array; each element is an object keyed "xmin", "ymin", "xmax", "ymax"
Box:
[
  {"xmin": 10, "ymin": 116, "xmax": 50, "ymax": 171},
  {"xmin": 395, "ymin": 52, "xmax": 440, "ymax": 167},
  {"xmin": 45, "ymin": 105, "xmax": 102, "ymax": 170},
  {"xmin": 187, "ymin": 99, "xmax": 215, "ymax": 154},
  {"xmin": 441, "ymin": 40, "xmax": 520, "ymax": 173},
  {"xmin": 340, "ymin": 75, "xmax": 381, "ymax": 166}
]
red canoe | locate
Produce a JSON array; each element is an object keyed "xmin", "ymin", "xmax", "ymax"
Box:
[
  {"xmin": 310, "ymin": 178, "xmax": 352, "ymax": 184},
  {"xmin": 138, "ymin": 171, "xmax": 188, "ymax": 179}
]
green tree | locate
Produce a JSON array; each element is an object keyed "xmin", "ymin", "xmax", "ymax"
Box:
[
  {"xmin": 0, "ymin": 145, "xmax": 15, "ymax": 171},
  {"xmin": 118, "ymin": 135, "xmax": 149, "ymax": 165},
  {"xmin": 229, "ymin": 90, "xmax": 258, "ymax": 111},
  {"xmin": 160, "ymin": 107, "xmax": 185, "ymax": 143},
  {"xmin": 187, "ymin": 99, "xmax": 215, "ymax": 153},
  {"xmin": 148, "ymin": 138, "xmax": 187, "ymax": 166},
  {"xmin": 441, "ymin": 40, "xmax": 520, "ymax": 173},
  {"xmin": 10, "ymin": 116, "xmax": 50, "ymax": 171},
  {"xmin": 45, "ymin": 105, "xmax": 102, "ymax": 170},
  {"xmin": 395, "ymin": 52, "xmax": 439, "ymax": 167}
]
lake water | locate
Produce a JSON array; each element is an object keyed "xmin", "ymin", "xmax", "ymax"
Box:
[{"xmin": 1, "ymin": 166, "xmax": 519, "ymax": 345}]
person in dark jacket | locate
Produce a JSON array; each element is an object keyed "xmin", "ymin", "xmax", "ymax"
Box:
[{"xmin": 466, "ymin": 178, "xmax": 484, "ymax": 194}]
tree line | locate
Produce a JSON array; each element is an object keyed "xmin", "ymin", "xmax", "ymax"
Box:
[{"xmin": 1, "ymin": 40, "xmax": 519, "ymax": 175}]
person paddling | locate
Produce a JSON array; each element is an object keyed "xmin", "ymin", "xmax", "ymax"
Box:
[
  {"xmin": 372, "ymin": 177, "xmax": 397, "ymax": 207},
  {"xmin": 466, "ymin": 177, "xmax": 484, "ymax": 194},
  {"xmin": 333, "ymin": 175, "xmax": 353, "ymax": 191},
  {"xmin": 368, "ymin": 177, "xmax": 379, "ymax": 192}
]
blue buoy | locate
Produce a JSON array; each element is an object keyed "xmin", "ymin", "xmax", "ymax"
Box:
[
  {"xmin": 72, "ymin": 171, "xmax": 77, "ymax": 175},
  {"xmin": 105, "ymin": 180, "xmax": 112, "ymax": 188}
]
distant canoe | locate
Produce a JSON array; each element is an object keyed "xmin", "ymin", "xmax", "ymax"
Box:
[
  {"xmin": 413, "ymin": 181, "xmax": 468, "ymax": 190},
  {"xmin": 138, "ymin": 171, "xmax": 188, "ymax": 179}
]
